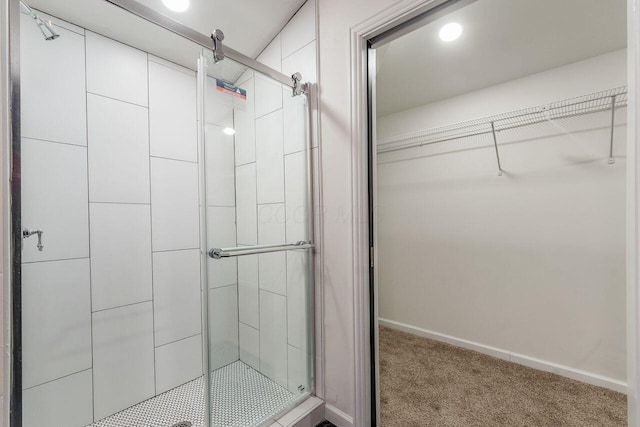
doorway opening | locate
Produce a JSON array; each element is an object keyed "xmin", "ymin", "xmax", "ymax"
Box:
[{"xmin": 368, "ymin": 0, "xmax": 629, "ymax": 425}]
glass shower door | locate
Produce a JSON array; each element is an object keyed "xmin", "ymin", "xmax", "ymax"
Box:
[{"xmin": 199, "ymin": 50, "xmax": 314, "ymax": 426}]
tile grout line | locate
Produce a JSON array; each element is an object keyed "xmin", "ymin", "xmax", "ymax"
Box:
[
  {"xmin": 83, "ymin": 32, "xmax": 97, "ymax": 424},
  {"xmin": 146, "ymin": 53, "xmax": 158, "ymax": 398}
]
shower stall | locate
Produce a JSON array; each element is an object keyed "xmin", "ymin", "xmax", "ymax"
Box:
[{"xmin": 1, "ymin": 0, "xmax": 316, "ymax": 426}]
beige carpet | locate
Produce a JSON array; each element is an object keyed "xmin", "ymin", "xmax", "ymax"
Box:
[{"xmin": 379, "ymin": 326, "xmax": 626, "ymax": 427}]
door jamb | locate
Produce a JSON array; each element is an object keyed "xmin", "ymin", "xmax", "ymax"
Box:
[{"xmin": 350, "ymin": 1, "xmax": 640, "ymax": 426}]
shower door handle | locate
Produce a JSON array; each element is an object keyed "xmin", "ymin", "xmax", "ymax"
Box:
[{"xmin": 208, "ymin": 241, "xmax": 314, "ymax": 259}]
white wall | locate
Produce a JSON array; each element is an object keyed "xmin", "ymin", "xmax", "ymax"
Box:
[{"xmin": 376, "ymin": 50, "xmax": 627, "ymax": 387}]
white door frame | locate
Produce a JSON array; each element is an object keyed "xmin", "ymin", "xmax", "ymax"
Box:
[{"xmin": 349, "ymin": 1, "xmax": 640, "ymax": 426}]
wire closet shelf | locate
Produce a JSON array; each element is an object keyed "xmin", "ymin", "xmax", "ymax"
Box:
[{"xmin": 376, "ymin": 86, "xmax": 628, "ymax": 174}]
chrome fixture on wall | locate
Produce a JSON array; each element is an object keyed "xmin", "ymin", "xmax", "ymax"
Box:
[
  {"xmin": 22, "ymin": 227, "xmax": 44, "ymax": 251},
  {"xmin": 20, "ymin": 0, "xmax": 59, "ymax": 41}
]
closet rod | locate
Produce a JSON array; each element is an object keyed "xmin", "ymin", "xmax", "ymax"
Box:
[{"xmin": 377, "ymin": 86, "xmax": 628, "ymax": 155}]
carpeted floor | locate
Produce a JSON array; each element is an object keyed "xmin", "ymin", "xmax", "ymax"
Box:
[{"xmin": 379, "ymin": 326, "xmax": 627, "ymax": 427}]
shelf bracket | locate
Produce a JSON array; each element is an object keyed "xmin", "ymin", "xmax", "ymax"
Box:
[
  {"xmin": 491, "ymin": 122, "xmax": 503, "ymax": 176},
  {"xmin": 608, "ymin": 95, "xmax": 616, "ymax": 165}
]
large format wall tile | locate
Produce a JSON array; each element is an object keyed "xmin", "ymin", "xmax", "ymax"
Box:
[
  {"xmin": 282, "ymin": 90, "xmax": 309, "ymax": 155},
  {"xmin": 87, "ymin": 94, "xmax": 150, "ymax": 203},
  {"xmin": 282, "ymin": 42, "xmax": 318, "ymax": 86},
  {"xmin": 255, "ymin": 75, "xmax": 283, "ymax": 119},
  {"xmin": 153, "ymin": 249, "xmax": 202, "ymax": 346},
  {"xmin": 23, "ymin": 370, "xmax": 93, "ymax": 427},
  {"xmin": 239, "ymin": 322, "xmax": 260, "ymax": 370},
  {"xmin": 286, "ymin": 251, "xmax": 311, "ymax": 351},
  {"xmin": 285, "ymin": 151, "xmax": 309, "ymax": 242},
  {"xmin": 207, "ymin": 207, "xmax": 238, "ymax": 288},
  {"xmin": 206, "ymin": 124, "xmax": 236, "ymax": 207},
  {"xmin": 21, "ymin": 139, "xmax": 89, "ymax": 263},
  {"xmin": 259, "ymin": 290, "xmax": 287, "ymax": 388},
  {"xmin": 22, "ymin": 259, "xmax": 92, "ymax": 389},
  {"xmin": 90, "ymin": 203, "xmax": 153, "ymax": 311},
  {"xmin": 236, "ymin": 163, "xmax": 258, "ymax": 245},
  {"xmin": 92, "ymin": 302, "xmax": 155, "ymax": 420},
  {"xmin": 86, "ymin": 31, "xmax": 148, "ymax": 106},
  {"xmin": 149, "ymin": 61, "xmax": 197, "ymax": 162},
  {"xmin": 234, "ymin": 77, "xmax": 256, "ymax": 166},
  {"xmin": 258, "ymin": 204, "xmax": 287, "ymax": 296},
  {"xmin": 238, "ymin": 254, "xmax": 259, "ymax": 329},
  {"xmin": 150, "ymin": 158, "xmax": 200, "ymax": 251},
  {"xmin": 257, "ymin": 35, "xmax": 282, "ymax": 73},
  {"xmin": 280, "ymin": 0, "xmax": 317, "ymax": 59},
  {"xmin": 20, "ymin": 14, "xmax": 87, "ymax": 147},
  {"xmin": 287, "ymin": 345, "xmax": 307, "ymax": 394},
  {"xmin": 155, "ymin": 335, "xmax": 203, "ymax": 394},
  {"xmin": 256, "ymin": 110, "xmax": 285, "ymax": 204},
  {"xmin": 209, "ymin": 285, "xmax": 240, "ymax": 370}
]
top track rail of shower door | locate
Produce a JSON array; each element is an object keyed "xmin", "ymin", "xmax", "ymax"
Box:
[{"xmin": 104, "ymin": 0, "xmax": 299, "ymax": 89}]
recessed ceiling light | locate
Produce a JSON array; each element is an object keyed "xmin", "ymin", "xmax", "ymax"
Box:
[
  {"xmin": 439, "ymin": 23, "xmax": 463, "ymax": 42},
  {"xmin": 161, "ymin": 0, "xmax": 190, "ymax": 12},
  {"xmin": 223, "ymin": 127, "xmax": 236, "ymax": 136}
]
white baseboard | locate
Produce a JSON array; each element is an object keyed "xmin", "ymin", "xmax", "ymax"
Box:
[
  {"xmin": 379, "ymin": 318, "xmax": 627, "ymax": 394},
  {"xmin": 325, "ymin": 403, "xmax": 354, "ymax": 427}
]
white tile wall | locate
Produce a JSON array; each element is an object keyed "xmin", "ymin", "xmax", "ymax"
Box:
[
  {"xmin": 155, "ymin": 334, "xmax": 203, "ymax": 394},
  {"xmin": 86, "ymin": 31, "xmax": 148, "ymax": 106},
  {"xmin": 87, "ymin": 94, "xmax": 150, "ymax": 203},
  {"xmin": 92, "ymin": 302, "xmax": 155, "ymax": 420},
  {"xmin": 239, "ymin": 322, "xmax": 260, "ymax": 370},
  {"xmin": 22, "ymin": 259, "xmax": 92, "ymax": 389},
  {"xmin": 255, "ymin": 75, "xmax": 284, "ymax": 119},
  {"xmin": 286, "ymin": 251, "xmax": 310, "ymax": 351},
  {"xmin": 236, "ymin": 163, "xmax": 258, "ymax": 245},
  {"xmin": 258, "ymin": 204, "xmax": 287, "ymax": 296},
  {"xmin": 234, "ymin": 77, "xmax": 257, "ymax": 166},
  {"xmin": 257, "ymin": 35, "xmax": 282, "ymax": 72},
  {"xmin": 20, "ymin": 14, "xmax": 87, "ymax": 146},
  {"xmin": 280, "ymin": 1, "xmax": 317, "ymax": 59},
  {"xmin": 209, "ymin": 285, "xmax": 240, "ymax": 370},
  {"xmin": 285, "ymin": 152, "xmax": 309, "ymax": 242},
  {"xmin": 238, "ymin": 254, "xmax": 259, "ymax": 329},
  {"xmin": 282, "ymin": 89, "xmax": 309, "ymax": 155},
  {"xmin": 239, "ymin": 1, "xmax": 318, "ymax": 403},
  {"xmin": 287, "ymin": 345, "xmax": 306, "ymax": 394},
  {"xmin": 259, "ymin": 290, "xmax": 288, "ymax": 388},
  {"xmin": 21, "ymin": 138, "xmax": 89, "ymax": 263},
  {"xmin": 282, "ymin": 42, "xmax": 318, "ymax": 86},
  {"xmin": 207, "ymin": 207, "xmax": 238, "ymax": 288},
  {"xmin": 149, "ymin": 61, "xmax": 198, "ymax": 162},
  {"xmin": 153, "ymin": 249, "xmax": 202, "ymax": 346},
  {"xmin": 23, "ymin": 369, "xmax": 93, "ymax": 427},
  {"xmin": 90, "ymin": 203, "xmax": 153, "ymax": 311},
  {"xmin": 206, "ymin": 124, "xmax": 236, "ymax": 207},
  {"xmin": 150, "ymin": 158, "xmax": 200, "ymax": 251},
  {"xmin": 256, "ymin": 110, "xmax": 285, "ymax": 204}
]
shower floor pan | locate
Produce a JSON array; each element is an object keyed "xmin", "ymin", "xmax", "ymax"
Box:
[{"xmin": 88, "ymin": 361, "xmax": 297, "ymax": 427}]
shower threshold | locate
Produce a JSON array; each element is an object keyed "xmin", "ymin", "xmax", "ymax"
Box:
[{"xmin": 88, "ymin": 361, "xmax": 298, "ymax": 427}]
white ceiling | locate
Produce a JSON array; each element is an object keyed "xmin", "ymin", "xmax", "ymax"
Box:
[
  {"xmin": 28, "ymin": 0, "xmax": 305, "ymax": 65},
  {"xmin": 134, "ymin": 0, "xmax": 306, "ymax": 58},
  {"xmin": 376, "ymin": 0, "xmax": 627, "ymax": 117}
]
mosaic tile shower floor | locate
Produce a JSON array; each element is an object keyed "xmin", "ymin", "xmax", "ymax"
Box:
[{"xmin": 89, "ymin": 361, "xmax": 297, "ymax": 427}]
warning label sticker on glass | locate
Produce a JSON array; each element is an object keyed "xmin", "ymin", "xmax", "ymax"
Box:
[{"xmin": 216, "ymin": 79, "xmax": 247, "ymax": 100}]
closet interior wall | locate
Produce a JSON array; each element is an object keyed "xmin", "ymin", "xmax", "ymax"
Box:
[{"xmin": 377, "ymin": 48, "xmax": 628, "ymax": 391}]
